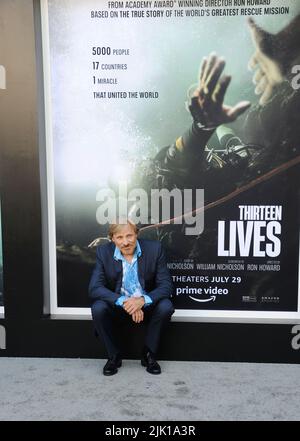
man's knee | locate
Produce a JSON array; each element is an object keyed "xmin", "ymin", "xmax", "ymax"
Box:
[
  {"xmin": 154, "ymin": 298, "xmax": 175, "ymax": 318},
  {"xmin": 91, "ymin": 300, "xmax": 111, "ymax": 321}
]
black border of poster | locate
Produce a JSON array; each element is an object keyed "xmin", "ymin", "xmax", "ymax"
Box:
[{"xmin": 43, "ymin": 0, "xmax": 300, "ymax": 321}]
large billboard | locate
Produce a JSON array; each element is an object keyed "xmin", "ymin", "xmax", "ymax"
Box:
[{"xmin": 41, "ymin": 0, "xmax": 300, "ymax": 321}]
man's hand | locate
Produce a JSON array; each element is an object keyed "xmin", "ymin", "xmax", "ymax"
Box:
[
  {"xmin": 248, "ymin": 18, "xmax": 284, "ymax": 105},
  {"xmin": 132, "ymin": 309, "xmax": 144, "ymax": 323},
  {"xmin": 247, "ymin": 16, "xmax": 300, "ymax": 105},
  {"xmin": 123, "ymin": 297, "xmax": 145, "ymax": 315},
  {"xmin": 188, "ymin": 52, "xmax": 251, "ymax": 129}
]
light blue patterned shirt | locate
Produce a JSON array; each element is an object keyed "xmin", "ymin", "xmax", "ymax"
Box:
[{"xmin": 114, "ymin": 240, "xmax": 153, "ymax": 308}]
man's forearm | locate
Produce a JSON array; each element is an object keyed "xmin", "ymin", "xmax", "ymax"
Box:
[
  {"xmin": 89, "ymin": 287, "xmax": 119, "ymax": 305},
  {"xmin": 166, "ymin": 123, "xmax": 215, "ymax": 167},
  {"xmin": 88, "ymin": 284, "xmax": 119, "ymax": 306},
  {"xmin": 147, "ymin": 286, "xmax": 172, "ymax": 306}
]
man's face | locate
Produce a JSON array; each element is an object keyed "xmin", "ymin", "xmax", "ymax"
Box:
[{"xmin": 112, "ymin": 223, "xmax": 137, "ymax": 256}]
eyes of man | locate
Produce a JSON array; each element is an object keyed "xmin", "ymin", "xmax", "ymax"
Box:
[{"xmin": 116, "ymin": 234, "xmax": 134, "ymax": 240}]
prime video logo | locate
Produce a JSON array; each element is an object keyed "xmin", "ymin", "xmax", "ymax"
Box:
[
  {"xmin": 95, "ymin": 182, "xmax": 204, "ymax": 236},
  {"xmin": 0, "ymin": 65, "xmax": 6, "ymax": 89},
  {"xmin": 0, "ymin": 325, "xmax": 6, "ymax": 350}
]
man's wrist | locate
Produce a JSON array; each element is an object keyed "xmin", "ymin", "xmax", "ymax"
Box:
[
  {"xmin": 142, "ymin": 294, "xmax": 153, "ymax": 307},
  {"xmin": 195, "ymin": 120, "xmax": 218, "ymax": 131}
]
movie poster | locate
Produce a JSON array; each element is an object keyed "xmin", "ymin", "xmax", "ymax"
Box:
[{"xmin": 45, "ymin": 0, "xmax": 300, "ymax": 317}]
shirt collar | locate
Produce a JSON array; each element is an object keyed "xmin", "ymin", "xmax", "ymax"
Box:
[{"xmin": 113, "ymin": 240, "xmax": 142, "ymax": 262}]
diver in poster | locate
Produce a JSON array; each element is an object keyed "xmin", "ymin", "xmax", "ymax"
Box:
[{"xmin": 134, "ymin": 16, "xmax": 300, "ymax": 240}]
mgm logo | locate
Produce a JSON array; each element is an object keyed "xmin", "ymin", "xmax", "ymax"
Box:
[
  {"xmin": 0, "ymin": 65, "xmax": 6, "ymax": 89},
  {"xmin": 0, "ymin": 325, "xmax": 6, "ymax": 350}
]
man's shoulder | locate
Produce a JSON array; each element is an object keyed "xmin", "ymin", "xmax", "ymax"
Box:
[
  {"xmin": 139, "ymin": 239, "xmax": 162, "ymax": 253},
  {"xmin": 96, "ymin": 241, "xmax": 114, "ymax": 256}
]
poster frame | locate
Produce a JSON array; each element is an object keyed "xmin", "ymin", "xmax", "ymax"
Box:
[{"xmin": 40, "ymin": 0, "xmax": 300, "ymax": 324}]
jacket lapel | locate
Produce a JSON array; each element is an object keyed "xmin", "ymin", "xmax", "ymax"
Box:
[
  {"xmin": 113, "ymin": 259, "xmax": 122, "ymax": 273},
  {"xmin": 114, "ymin": 261, "xmax": 122, "ymax": 294},
  {"xmin": 110, "ymin": 243, "xmax": 123, "ymax": 293},
  {"xmin": 137, "ymin": 243, "xmax": 146, "ymax": 289}
]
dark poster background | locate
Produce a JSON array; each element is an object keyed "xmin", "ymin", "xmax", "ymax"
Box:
[
  {"xmin": 46, "ymin": 0, "xmax": 300, "ymax": 314},
  {"xmin": 0, "ymin": 0, "xmax": 299, "ymax": 363}
]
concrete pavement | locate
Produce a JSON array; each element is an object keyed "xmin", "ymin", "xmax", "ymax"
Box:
[{"xmin": 0, "ymin": 357, "xmax": 300, "ymax": 421}]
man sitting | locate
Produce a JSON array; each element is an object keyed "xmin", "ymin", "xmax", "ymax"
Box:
[{"xmin": 89, "ymin": 219, "xmax": 174, "ymax": 375}]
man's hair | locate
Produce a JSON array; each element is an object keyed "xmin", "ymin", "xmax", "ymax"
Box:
[{"xmin": 108, "ymin": 219, "xmax": 139, "ymax": 240}]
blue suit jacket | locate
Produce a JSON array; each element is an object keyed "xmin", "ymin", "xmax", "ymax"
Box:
[{"xmin": 89, "ymin": 239, "xmax": 173, "ymax": 307}]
